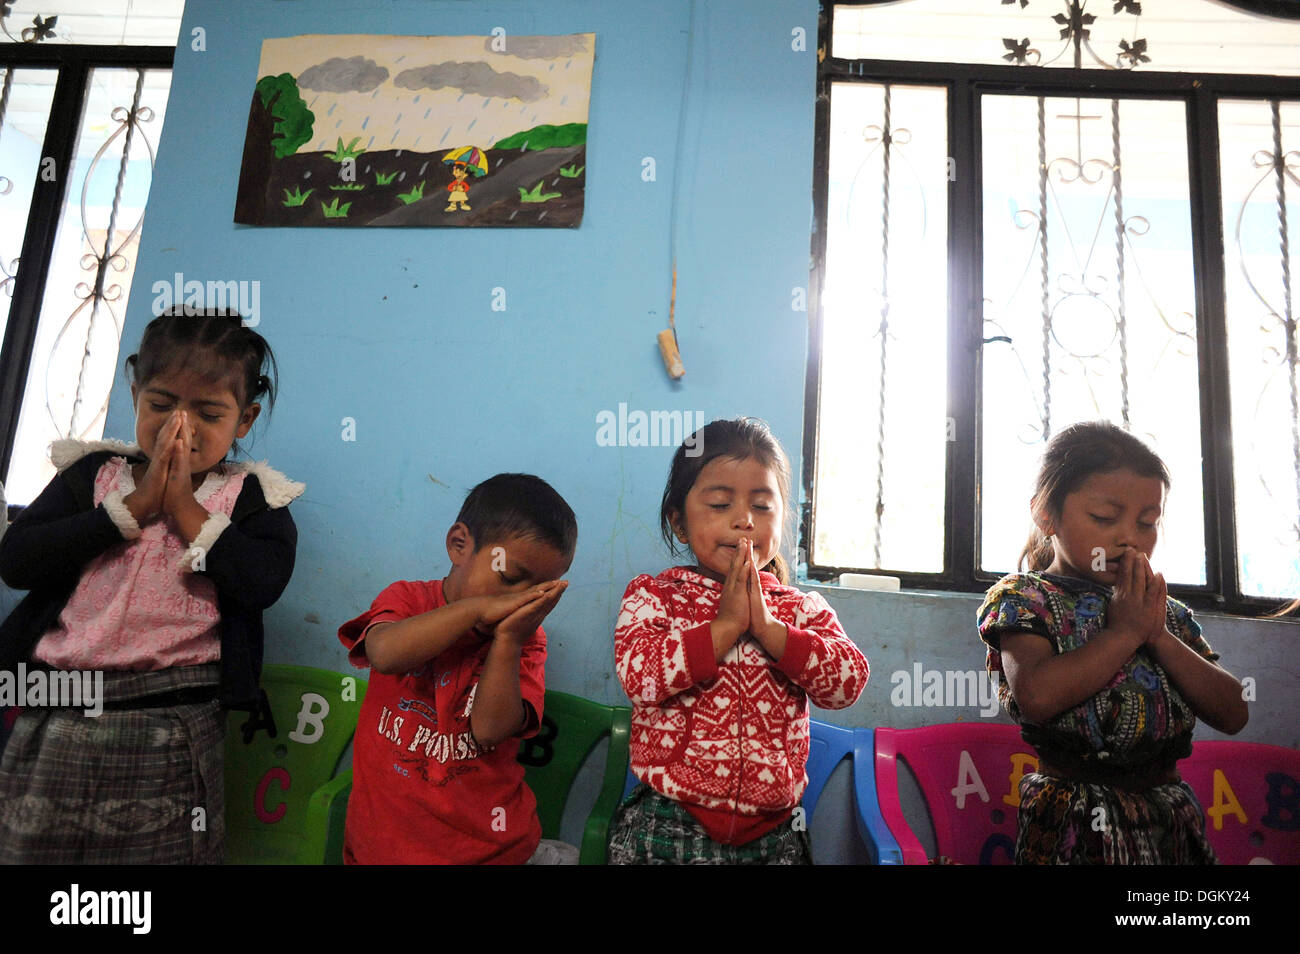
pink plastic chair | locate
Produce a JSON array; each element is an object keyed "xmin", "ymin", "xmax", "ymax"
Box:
[
  {"xmin": 1180, "ymin": 740, "xmax": 1300, "ymax": 865},
  {"xmin": 874, "ymin": 723, "xmax": 1036, "ymax": 865}
]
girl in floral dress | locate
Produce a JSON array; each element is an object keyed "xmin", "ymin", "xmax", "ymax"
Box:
[{"xmin": 978, "ymin": 421, "xmax": 1247, "ymax": 864}]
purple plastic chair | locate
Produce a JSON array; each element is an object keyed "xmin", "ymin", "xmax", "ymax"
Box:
[
  {"xmin": 1180, "ymin": 740, "xmax": 1300, "ymax": 865},
  {"xmin": 874, "ymin": 723, "xmax": 1034, "ymax": 865}
]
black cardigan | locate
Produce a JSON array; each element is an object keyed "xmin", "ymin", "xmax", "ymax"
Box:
[{"xmin": 0, "ymin": 448, "xmax": 299, "ymax": 739}]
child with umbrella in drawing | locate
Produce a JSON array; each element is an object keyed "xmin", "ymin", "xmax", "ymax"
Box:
[
  {"xmin": 444, "ymin": 146, "xmax": 488, "ymax": 212},
  {"xmin": 446, "ymin": 162, "xmax": 472, "ymax": 212}
]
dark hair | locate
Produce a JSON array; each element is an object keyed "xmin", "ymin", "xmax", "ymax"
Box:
[
  {"xmin": 456, "ymin": 473, "xmax": 578, "ymax": 563},
  {"xmin": 125, "ymin": 309, "xmax": 277, "ymax": 414},
  {"xmin": 659, "ymin": 417, "xmax": 794, "ymax": 584},
  {"xmin": 1019, "ymin": 420, "xmax": 1171, "ymax": 571}
]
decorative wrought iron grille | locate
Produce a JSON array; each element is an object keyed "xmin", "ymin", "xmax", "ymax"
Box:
[
  {"xmin": 0, "ymin": 17, "xmax": 173, "ymax": 507},
  {"xmin": 808, "ymin": 0, "xmax": 1300, "ymax": 613},
  {"xmin": 814, "ymin": 81, "xmax": 949, "ymax": 574},
  {"xmin": 1220, "ymin": 98, "xmax": 1300, "ymax": 598},
  {"xmin": 979, "ymin": 93, "xmax": 1205, "ymax": 586}
]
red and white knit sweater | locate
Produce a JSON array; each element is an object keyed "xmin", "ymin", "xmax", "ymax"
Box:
[{"xmin": 614, "ymin": 566, "xmax": 870, "ymax": 845}]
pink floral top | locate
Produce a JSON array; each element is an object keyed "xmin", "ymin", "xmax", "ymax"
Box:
[{"xmin": 33, "ymin": 456, "xmax": 246, "ymax": 671}]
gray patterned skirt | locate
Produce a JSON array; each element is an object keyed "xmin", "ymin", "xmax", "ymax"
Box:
[{"xmin": 0, "ymin": 664, "xmax": 224, "ymax": 864}]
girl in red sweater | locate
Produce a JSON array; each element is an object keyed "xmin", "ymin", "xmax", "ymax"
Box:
[{"xmin": 608, "ymin": 417, "xmax": 869, "ymax": 864}]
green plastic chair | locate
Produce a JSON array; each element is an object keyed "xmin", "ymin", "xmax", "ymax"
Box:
[
  {"xmin": 517, "ymin": 690, "xmax": 632, "ymax": 865},
  {"xmin": 281, "ymin": 686, "xmax": 631, "ymax": 864},
  {"xmin": 224, "ymin": 664, "xmax": 366, "ymax": 864}
]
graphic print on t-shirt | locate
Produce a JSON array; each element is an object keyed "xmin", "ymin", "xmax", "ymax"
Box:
[
  {"xmin": 397, "ymin": 695, "xmax": 438, "ymax": 726},
  {"xmin": 375, "ymin": 679, "xmax": 482, "ymax": 785}
]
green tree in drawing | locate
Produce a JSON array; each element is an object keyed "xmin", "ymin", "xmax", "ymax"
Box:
[{"xmin": 255, "ymin": 73, "xmax": 315, "ymax": 159}]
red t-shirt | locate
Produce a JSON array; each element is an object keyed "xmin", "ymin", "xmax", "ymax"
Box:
[{"xmin": 338, "ymin": 579, "xmax": 546, "ymax": 864}]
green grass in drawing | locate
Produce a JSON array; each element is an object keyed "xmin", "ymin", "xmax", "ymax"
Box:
[
  {"xmin": 325, "ymin": 137, "xmax": 366, "ymax": 162},
  {"xmin": 519, "ymin": 180, "xmax": 561, "ymax": 203},
  {"xmin": 321, "ymin": 197, "xmax": 352, "ymax": 218},
  {"xmin": 374, "ymin": 170, "xmax": 399, "ymax": 186},
  {"xmin": 559, "ymin": 164, "xmax": 585, "ymax": 178},
  {"xmin": 282, "ymin": 185, "xmax": 314, "ymax": 207},
  {"xmin": 329, "ymin": 183, "xmax": 366, "ymax": 191},
  {"xmin": 397, "ymin": 181, "xmax": 425, "ymax": 205},
  {"xmin": 496, "ymin": 123, "xmax": 586, "ymax": 151}
]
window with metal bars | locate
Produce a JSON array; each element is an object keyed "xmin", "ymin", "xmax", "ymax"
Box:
[
  {"xmin": 805, "ymin": 0, "xmax": 1300, "ymax": 616},
  {"xmin": 0, "ymin": 3, "xmax": 178, "ymax": 514}
]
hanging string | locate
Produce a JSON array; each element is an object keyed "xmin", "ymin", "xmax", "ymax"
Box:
[{"xmin": 667, "ymin": 0, "xmax": 697, "ymax": 359}]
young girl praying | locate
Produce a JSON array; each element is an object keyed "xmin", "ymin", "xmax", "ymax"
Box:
[
  {"xmin": 0, "ymin": 312, "xmax": 301, "ymax": 863},
  {"xmin": 978, "ymin": 421, "xmax": 1247, "ymax": 864},
  {"xmin": 608, "ymin": 417, "xmax": 869, "ymax": 864}
]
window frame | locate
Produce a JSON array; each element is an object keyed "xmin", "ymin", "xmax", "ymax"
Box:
[
  {"xmin": 804, "ymin": 4, "xmax": 1300, "ymax": 617},
  {"xmin": 0, "ymin": 41, "xmax": 174, "ymax": 520}
]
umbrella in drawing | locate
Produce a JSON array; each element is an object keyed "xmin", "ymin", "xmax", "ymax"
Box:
[
  {"xmin": 442, "ymin": 145, "xmax": 489, "ymax": 212},
  {"xmin": 443, "ymin": 145, "xmax": 489, "ymax": 175},
  {"xmin": 233, "ymin": 33, "xmax": 595, "ymax": 228}
]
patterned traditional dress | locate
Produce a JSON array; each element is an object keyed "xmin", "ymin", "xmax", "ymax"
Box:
[{"xmin": 977, "ymin": 571, "xmax": 1219, "ymax": 865}]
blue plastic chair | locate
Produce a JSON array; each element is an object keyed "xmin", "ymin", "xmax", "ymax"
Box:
[
  {"xmin": 624, "ymin": 768, "xmax": 639, "ymax": 799},
  {"xmin": 803, "ymin": 720, "xmax": 855, "ymax": 818},
  {"xmin": 850, "ymin": 727, "xmax": 904, "ymax": 865},
  {"xmin": 806, "ymin": 721, "xmax": 903, "ymax": 864}
]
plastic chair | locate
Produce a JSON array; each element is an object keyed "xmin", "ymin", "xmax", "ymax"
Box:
[
  {"xmin": 803, "ymin": 720, "xmax": 854, "ymax": 819},
  {"xmin": 224, "ymin": 664, "xmax": 366, "ymax": 864},
  {"xmin": 517, "ymin": 690, "xmax": 632, "ymax": 865},
  {"xmin": 624, "ymin": 767, "xmax": 639, "ymax": 799},
  {"xmin": 874, "ymin": 723, "xmax": 1033, "ymax": 865},
  {"xmin": 806, "ymin": 720, "xmax": 904, "ymax": 864},
  {"xmin": 851, "ymin": 729, "xmax": 905, "ymax": 864},
  {"xmin": 1180, "ymin": 740, "xmax": 1300, "ymax": 864}
]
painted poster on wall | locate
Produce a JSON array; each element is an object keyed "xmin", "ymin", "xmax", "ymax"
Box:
[{"xmin": 234, "ymin": 33, "xmax": 594, "ymax": 228}]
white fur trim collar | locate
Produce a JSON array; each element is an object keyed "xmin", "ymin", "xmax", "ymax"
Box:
[
  {"xmin": 50, "ymin": 438, "xmax": 139, "ymax": 470},
  {"xmin": 230, "ymin": 459, "xmax": 305, "ymax": 508},
  {"xmin": 48, "ymin": 438, "xmax": 304, "ymax": 509}
]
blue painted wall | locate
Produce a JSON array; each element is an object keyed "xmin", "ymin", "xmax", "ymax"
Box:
[
  {"xmin": 5, "ymin": 0, "xmax": 1295, "ymax": 862},
  {"xmin": 105, "ymin": 0, "xmax": 820, "ymax": 703}
]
